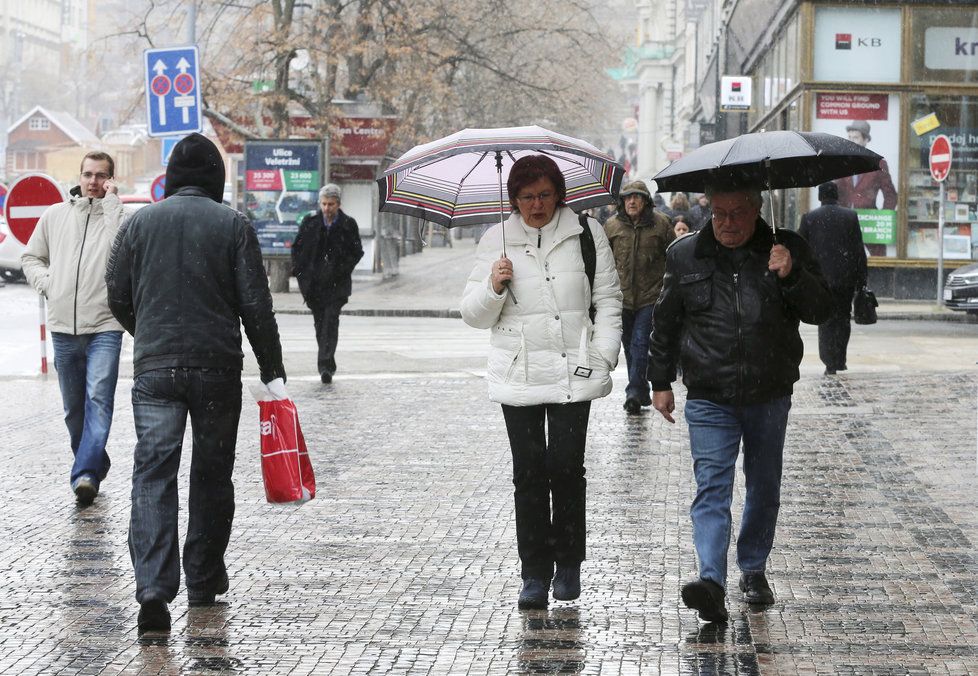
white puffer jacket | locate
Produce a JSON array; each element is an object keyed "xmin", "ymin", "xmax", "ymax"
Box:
[{"xmin": 461, "ymin": 207, "xmax": 623, "ymax": 406}]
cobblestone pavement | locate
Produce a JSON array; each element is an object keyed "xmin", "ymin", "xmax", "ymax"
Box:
[{"xmin": 1, "ymin": 313, "xmax": 977, "ymax": 675}]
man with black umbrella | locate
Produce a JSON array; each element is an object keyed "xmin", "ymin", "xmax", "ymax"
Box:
[
  {"xmin": 799, "ymin": 182, "xmax": 868, "ymax": 375},
  {"xmin": 648, "ymin": 183, "xmax": 832, "ymax": 623}
]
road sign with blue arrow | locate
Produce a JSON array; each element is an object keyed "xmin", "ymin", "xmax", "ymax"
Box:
[{"xmin": 144, "ymin": 46, "xmax": 202, "ymax": 137}]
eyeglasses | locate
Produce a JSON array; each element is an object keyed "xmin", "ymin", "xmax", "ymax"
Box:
[
  {"xmin": 81, "ymin": 172, "xmax": 111, "ymax": 181},
  {"xmin": 712, "ymin": 208, "xmax": 751, "ymax": 223},
  {"xmin": 516, "ymin": 191, "xmax": 556, "ymax": 204}
]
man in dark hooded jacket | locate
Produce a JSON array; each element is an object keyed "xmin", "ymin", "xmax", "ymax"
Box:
[{"xmin": 106, "ymin": 133, "xmax": 286, "ymax": 635}]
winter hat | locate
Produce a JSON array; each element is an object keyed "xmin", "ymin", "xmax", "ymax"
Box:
[
  {"xmin": 845, "ymin": 120, "xmax": 871, "ymax": 141},
  {"xmin": 164, "ymin": 133, "xmax": 225, "ymax": 202},
  {"xmin": 619, "ymin": 180, "xmax": 652, "ymax": 200}
]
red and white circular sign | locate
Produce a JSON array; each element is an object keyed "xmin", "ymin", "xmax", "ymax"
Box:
[
  {"xmin": 3, "ymin": 174, "xmax": 66, "ymax": 245},
  {"xmin": 929, "ymin": 134, "xmax": 952, "ymax": 183}
]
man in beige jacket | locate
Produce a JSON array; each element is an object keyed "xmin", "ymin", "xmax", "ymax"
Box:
[{"xmin": 21, "ymin": 151, "xmax": 127, "ymax": 506}]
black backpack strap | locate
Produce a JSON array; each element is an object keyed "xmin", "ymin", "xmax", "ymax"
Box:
[{"xmin": 578, "ymin": 213, "xmax": 597, "ymax": 322}]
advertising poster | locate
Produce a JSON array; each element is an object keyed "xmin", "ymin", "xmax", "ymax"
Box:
[
  {"xmin": 811, "ymin": 92, "xmax": 900, "ymax": 256},
  {"xmin": 244, "ymin": 140, "xmax": 322, "ymax": 255}
]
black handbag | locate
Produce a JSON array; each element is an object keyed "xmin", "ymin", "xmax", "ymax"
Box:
[{"xmin": 853, "ymin": 287, "xmax": 878, "ymax": 325}]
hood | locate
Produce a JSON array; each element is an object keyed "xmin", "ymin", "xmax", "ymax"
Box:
[{"xmin": 164, "ymin": 132, "xmax": 225, "ymax": 202}]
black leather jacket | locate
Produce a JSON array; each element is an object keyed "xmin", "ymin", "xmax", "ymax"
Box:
[
  {"xmin": 106, "ymin": 186, "xmax": 286, "ymax": 383},
  {"xmin": 648, "ymin": 219, "xmax": 832, "ymax": 405}
]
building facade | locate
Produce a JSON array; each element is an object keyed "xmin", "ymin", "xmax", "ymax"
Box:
[{"xmin": 627, "ymin": 0, "xmax": 977, "ymax": 299}]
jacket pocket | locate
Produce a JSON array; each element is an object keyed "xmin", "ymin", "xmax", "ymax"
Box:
[{"xmin": 680, "ymin": 271, "xmax": 713, "ymax": 312}]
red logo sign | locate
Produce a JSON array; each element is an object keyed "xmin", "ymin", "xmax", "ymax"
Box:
[
  {"xmin": 929, "ymin": 134, "xmax": 952, "ymax": 182},
  {"xmin": 4, "ymin": 174, "xmax": 66, "ymax": 245},
  {"xmin": 835, "ymin": 33, "xmax": 852, "ymax": 50}
]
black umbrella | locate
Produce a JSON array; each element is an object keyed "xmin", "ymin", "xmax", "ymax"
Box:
[{"xmin": 653, "ymin": 131, "xmax": 882, "ymax": 193}]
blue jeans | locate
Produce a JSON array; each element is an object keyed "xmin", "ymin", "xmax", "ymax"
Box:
[
  {"xmin": 128, "ymin": 367, "xmax": 242, "ymax": 604},
  {"xmin": 684, "ymin": 396, "xmax": 791, "ymax": 588},
  {"xmin": 51, "ymin": 331, "xmax": 123, "ymax": 487},
  {"xmin": 621, "ymin": 305, "xmax": 654, "ymax": 404}
]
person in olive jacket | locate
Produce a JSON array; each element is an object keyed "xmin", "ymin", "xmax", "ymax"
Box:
[
  {"xmin": 106, "ymin": 133, "xmax": 286, "ymax": 635},
  {"xmin": 290, "ymin": 184, "xmax": 364, "ymax": 383},
  {"xmin": 648, "ymin": 185, "xmax": 832, "ymax": 624},
  {"xmin": 603, "ymin": 180, "xmax": 677, "ymax": 414}
]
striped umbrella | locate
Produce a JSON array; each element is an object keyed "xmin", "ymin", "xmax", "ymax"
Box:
[{"xmin": 377, "ymin": 126, "xmax": 625, "ymax": 232}]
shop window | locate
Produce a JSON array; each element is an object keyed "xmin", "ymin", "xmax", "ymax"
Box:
[
  {"xmin": 906, "ymin": 94, "xmax": 978, "ymax": 261},
  {"xmin": 910, "ymin": 7, "xmax": 978, "ymax": 85}
]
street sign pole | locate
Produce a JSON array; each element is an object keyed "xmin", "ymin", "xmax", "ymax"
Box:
[
  {"xmin": 937, "ymin": 181, "xmax": 945, "ymax": 305},
  {"xmin": 928, "ymin": 134, "xmax": 952, "ymax": 306}
]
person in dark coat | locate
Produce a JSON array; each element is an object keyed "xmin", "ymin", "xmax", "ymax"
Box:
[
  {"xmin": 290, "ymin": 184, "xmax": 364, "ymax": 383},
  {"xmin": 106, "ymin": 133, "xmax": 286, "ymax": 634},
  {"xmin": 798, "ymin": 182, "xmax": 868, "ymax": 375},
  {"xmin": 649, "ymin": 185, "xmax": 832, "ymax": 624}
]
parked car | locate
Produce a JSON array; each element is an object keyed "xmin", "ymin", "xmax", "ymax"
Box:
[
  {"xmin": 0, "ymin": 218, "xmax": 26, "ymax": 282},
  {"xmin": 944, "ymin": 262, "xmax": 978, "ymax": 315}
]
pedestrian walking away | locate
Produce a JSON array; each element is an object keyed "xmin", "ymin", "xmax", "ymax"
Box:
[
  {"xmin": 461, "ymin": 154, "xmax": 622, "ymax": 610},
  {"xmin": 602, "ymin": 180, "xmax": 676, "ymax": 414},
  {"xmin": 105, "ymin": 133, "xmax": 287, "ymax": 635},
  {"xmin": 648, "ymin": 183, "xmax": 832, "ymax": 623},
  {"xmin": 290, "ymin": 184, "xmax": 364, "ymax": 384},
  {"xmin": 798, "ymin": 182, "xmax": 868, "ymax": 375},
  {"xmin": 21, "ymin": 151, "xmax": 127, "ymax": 507}
]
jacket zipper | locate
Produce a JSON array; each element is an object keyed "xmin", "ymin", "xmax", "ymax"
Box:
[
  {"xmin": 73, "ymin": 200, "xmax": 93, "ymax": 335},
  {"xmin": 733, "ymin": 272, "xmax": 744, "ymax": 401},
  {"xmin": 630, "ymin": 226, "xmax": 640, "ymax": 308}
]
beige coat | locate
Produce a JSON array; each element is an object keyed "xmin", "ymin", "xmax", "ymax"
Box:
[{"xmin": 21, "ymin": 193, "xmax": 127, "ymax": 334}]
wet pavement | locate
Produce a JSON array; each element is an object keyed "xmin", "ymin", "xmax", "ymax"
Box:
[
  {"xmin": 1, "ymin": 355, "xmax": 977, "ymax": 673},
  {"xmin": 1, "ymin": 240, "xmax": 977, "ymax": 674}
]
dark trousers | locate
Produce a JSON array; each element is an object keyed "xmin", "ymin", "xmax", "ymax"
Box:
[
  {"xmin": 129, "ymin": 367, "xmax": 242, "ymax": 604},
  {"xmin": 310, "ymin": 296, "xmax": 347, "ymax": 377},
  {"xmin": 621, "ymin": 305, "xmax": 654, "ymax": 404},
  {"xmin": 818, "ymin": 287, "xmax": 854, "ymax": 371},
  {"xmin": 501, "ymin": 401, "xmax": 591, "ymax": 580}
]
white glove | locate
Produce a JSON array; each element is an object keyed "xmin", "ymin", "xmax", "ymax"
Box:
[{"xmin": 265, "ymin": 377, "xmax": 289, "ymax": 400}]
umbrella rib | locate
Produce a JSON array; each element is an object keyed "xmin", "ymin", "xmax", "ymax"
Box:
[{"xmin": 452, "ymin": 151, "xmax": 493, "ymax": 220}]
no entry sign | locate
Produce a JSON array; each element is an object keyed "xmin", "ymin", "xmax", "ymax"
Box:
[
  {"xmin": 3, "ymin": 174, "xmax": 66, "ymax": 245},
  {"xmin": 929, "ymin": 134, "xmax": 952, "ymax": 182}
]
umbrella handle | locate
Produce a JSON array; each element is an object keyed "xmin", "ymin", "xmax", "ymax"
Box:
[{"xmin": 496, "ymin": 150, "xmax": 518, "ymax": 305}]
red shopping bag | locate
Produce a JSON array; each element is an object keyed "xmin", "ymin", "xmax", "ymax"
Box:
[{"xmin": 258, "ymin": 398, "xmax": 315, "ymax": 504}]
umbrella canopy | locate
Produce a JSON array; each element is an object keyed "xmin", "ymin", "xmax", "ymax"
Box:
[
  {"xmin": 377, "ymin": 125, "xmax": 624, "ymax": 228},
  {"xmin": 653, "ymin": 131, "xmax": 883, "ymax": 193}
]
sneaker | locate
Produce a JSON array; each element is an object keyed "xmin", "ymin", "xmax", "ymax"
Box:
[
  {"xmin": 137, "ymin": 600, "xmax": 171, "ymax": 635},
  {"xmin": 552, "ymin": 563, "xmax": 581, "ymax": 601},
  {"xmin": 320, "ymin": 372, "xmax": 333, "ymax": 384},
  {"xmin": 517, "ymin": 578, "xmax": 550, "ymax": 610},
  {"xmin": 681, "ymin": 578, "xmax": 728, "ymax": 623},
  {"xmin": 188, "ymin": 573, "xmax": 230, "ymax": 607},
  {"xmin": 739, "ymin": 572, "xmax": 775, "ymax": 605},
  {"xmin": 72, "ymin": 476, "xmax": 98, "ymax": 506},
  {"xmin": 623, "ymin": 398, "xmax": 641, "ymax": 415},
  {"xmin": 824, "ymin": 367, "xmax": 837, "ymax": 375}
]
